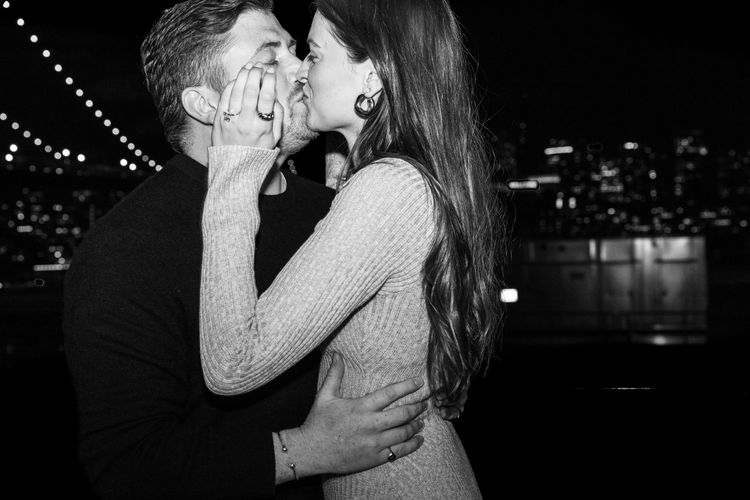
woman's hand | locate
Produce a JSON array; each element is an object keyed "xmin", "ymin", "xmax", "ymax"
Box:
[{"xmin": 212, "ymin": 62, "xmax": 284, "ymax": 150}]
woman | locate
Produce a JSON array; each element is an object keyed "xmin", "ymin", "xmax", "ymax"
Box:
[{"xmin": 201, "ymin": 0, "xmax": 505, "ymax": 497}]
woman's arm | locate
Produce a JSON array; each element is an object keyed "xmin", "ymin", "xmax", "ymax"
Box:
[{"xmin": 200, "ymin": 147, "xmax": 433, "ymax": 395}]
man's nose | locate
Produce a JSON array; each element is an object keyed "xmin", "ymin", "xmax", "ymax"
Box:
[
  {"xmin": 284, "ymin": 56, "xmax": 303, "ymax": 85},
  {"xmin": 295, "ymin": 59, "xmax": 309, "ymax": 85}
]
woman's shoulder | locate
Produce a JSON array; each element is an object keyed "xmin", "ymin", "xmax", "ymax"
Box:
[{"xmin": 345, "ymin": 156, "xmax": 429, "ymax": 199}]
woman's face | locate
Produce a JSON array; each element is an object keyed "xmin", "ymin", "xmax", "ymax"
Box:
[{"xmin": 297, "ymin": 12, "xmax": 369, "ymax": 140}]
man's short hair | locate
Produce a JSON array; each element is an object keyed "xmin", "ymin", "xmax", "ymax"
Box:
[{"xmin": 141, "ymin": 0, "xmax": 274, "ymax": 153}]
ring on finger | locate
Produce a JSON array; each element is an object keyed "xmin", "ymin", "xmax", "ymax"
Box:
[
  {"xmin": 386, "ymin": 447, "xmax": 397, "ymax": 462},
  {"xmin": 223, "ymin": 110, "xmax": 240, "ymax": 122},
  {"xmin": 257, "ymin": 111, "xmax": 275, "ymax": 121}
]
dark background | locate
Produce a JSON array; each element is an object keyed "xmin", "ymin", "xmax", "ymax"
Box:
[{"xmin": 1, "ymin": 1, "xmax": 748, "ymax": 497}]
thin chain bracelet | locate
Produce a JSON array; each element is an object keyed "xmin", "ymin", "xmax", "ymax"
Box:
[{"xmin": 276, "ymin": 431, "xmax": 298, "ymax": 481}]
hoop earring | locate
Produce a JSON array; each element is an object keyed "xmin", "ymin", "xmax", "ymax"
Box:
[{"xmin": 354, "ymin": 89, "xmax": 383, "ymax": 118}]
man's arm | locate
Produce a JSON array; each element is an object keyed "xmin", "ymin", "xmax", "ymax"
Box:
[
  {"xmin": 64, "ymin": 228, "xmax": 426, "ymax": 498},
  {"xmin": 63, "ymin": 229, "xmax": 280, "ymax": 499}
]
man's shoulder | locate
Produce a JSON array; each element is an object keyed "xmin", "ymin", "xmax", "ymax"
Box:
[
  {"xmin": 286, "ymin": 171, "xmax": 335, "ymax": 207},
  {"xmin": 77, "ymin": 165, "xmax": 202, "ymax": 263}
]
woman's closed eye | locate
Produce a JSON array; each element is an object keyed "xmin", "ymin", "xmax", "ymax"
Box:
[{"xmin": 305, "ymin": 53, "xmax": 319, "ymax": 64}]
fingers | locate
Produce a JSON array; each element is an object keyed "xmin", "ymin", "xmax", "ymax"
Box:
[
  {"xmin": 241, "ymin": 64, "xmax": 265, "ymax": 118},
  {"xmin": 377, "ymin": 400, "xmax": 427, "ymax": 430},
  {"xmin": 214, "ymin": 79, "xmax": 235, "ymax": 128},
  {"xmin": 317, "ymin": 352, "xmax": 344, "ymax": 401},
  {"xmin": 382, "ymin": 434, "xmax": 425, "ymax": 464},
  {"xmin": 228, "ymin": 67, "xmax": 251, "ymax": 115},
  {"xmin": 257, "ymin": 67, "xmax": 277, "ymax": 115},
  {"xmin": 362, "ymin": 376, "xmax": 424, "ymax": 411},
  {"xmin": 378, "ymin": 416, "xmax": 425, "ymax": 449},
  {"xmin": 272, "ymin": 100, "xmax": 284, "ymax": 144}
]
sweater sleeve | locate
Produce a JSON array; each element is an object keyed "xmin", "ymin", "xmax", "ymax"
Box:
[{"xmin": 200, "ymin": 146, "xmax": 434, "ymax": 395}]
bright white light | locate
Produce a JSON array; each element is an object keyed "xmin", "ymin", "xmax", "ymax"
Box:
[
  {"xmin": 9, "ymin": 144, "xmax": 18, "ymax": 152},
  {"xmin": 0, "ymin": 113, "xmax": 6, "ymax": 120},
  {"xmin": 127, "ymin": 143, "xmax": 135, "ymax": 150},
  {"xmin": 652, "ymin": 335, "xmax": 668, "ymax": 346},
  {"xmin": 34, "ymin": 138, "xmax": 42, "ymax": 146},
  {"xmin": 22, "ymin": 131, "xmax": 31, "ymax": 138},
  {"xmin": 77, "ymin": 154, "xmax": 86, "ymax": 162},
  {"xmin": 112, "ymin": 128, "xmax": 120, "ymax": 135},
  {"xmin": 11, "ymin": 122, "xmax": 20, "ymax": 130},
  {"xmin": 120, "ymin": 136, "xmax": 128, "ymax": 144},
  {"xmin": 544, "ymin": 146, "xmax": 574, "ymax": 156},
  {"xmin": 555, "ymin": 198, "xmax": 564, "ymax": 210},
  {"xmin": 42, "ymin": 49, "xmax": 51, "ymax": 58},
  {"xmin": 62, "ymin": 148, "xmax": 70, "ymax": 157},
  {"xmin": 507, "ymin": 180, "xmax": 539, "ymax": 191},
  {"xmin": 44, "ymin": 145, "xmax": 52, "ymax": 153},
  {"xmin": 30, "ymin": 35, "xmax": 38, "ymax": 43},
  {"xmin": 142, "ymin": 155, "xmax": 150, "ymax": 162},
  {"xmin": 4, "ymin": 153, "xmax": 13, "ymax": 162},
  {"xmin": 527, "ymin": 174, "xmax": 562, "ymax": 185},
  {"xmin": 120, "ymin": 159, "xmax": 128, "ymax": 167},
  {"xmin": 85, "ymin": 100, "xmax": 93, "ymax": 108},
  {"xmin": 103, "ymin": 119, "xmax": 111, "ymax": 127},
  {"xmin": 54, "ymin": 152, "xmax": 62, "ymax": 160},
  {"xmin": 501, "ymin": 289, "xmax": 519, "ymax": 303},
  {"xmin": 55, "ymin": 168, "xmax": 63, "ymax": 175},
  {"xmin": 129, "ymin": 163, "xmax": 137, "ymax": 171},
  {"xmin": 149, "ymin": 160, "xmax": 156, "ymax": 167},
  {"xmin": 155, "ymin": 165, "xmax": 162, "ymax": 172},
  {"xmin": 3, "ymin": 2, "xmax": 11, "ymax": 9},
  {"xmin": 65, "ymin": 77, "xmax": 73, "ymax": 85},
  {"xmin": 75, "ymin": 89, "xmax": 84, "ymax": 97},
  {"xmin": 94, "ymin": 110, "xmax": 103, "ymax": 118},
  {"xmin": 54, "ymin": 64, "xmax": 62, "ymax": 72},
  {"xmin": 134, "ymin": 149, "xmax": 142, "ymax": 157},
  {"xmin": 16, "ymin": 18, "xmax": 24, "ymax": 26},
  {"xmin": 624, "ymin": 142, "xmax": 639, "ymax": 150}
]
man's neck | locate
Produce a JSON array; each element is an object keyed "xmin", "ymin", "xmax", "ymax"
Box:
[{"xmin": 185, "ymin": 141, "xmax": 289, "ymax": 195}]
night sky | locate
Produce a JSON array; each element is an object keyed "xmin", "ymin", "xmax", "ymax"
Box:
[{"xmin": 1, "ymin": 1, "xmax": 748, "ymax": 172}]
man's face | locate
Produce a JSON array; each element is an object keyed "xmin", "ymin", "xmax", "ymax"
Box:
[{"xmin": 221, "ymin": 10, "xmax": 317, "ymax": 154}]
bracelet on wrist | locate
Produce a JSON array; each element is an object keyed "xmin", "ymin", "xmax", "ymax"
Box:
[{"xmin": 276, "ymin": 430, "xmax": 298, "ymax": 481}]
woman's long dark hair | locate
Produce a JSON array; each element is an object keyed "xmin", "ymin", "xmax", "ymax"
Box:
[{"xmin": 315, "ymin": 0, "xmax": 507, "ymax": 407}]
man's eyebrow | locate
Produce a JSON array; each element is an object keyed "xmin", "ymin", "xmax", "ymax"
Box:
[
  {"xmin": 253, "ymin": 40, "xmax": 282, "ymax": 54},
  {"xmin": 253, "ymin": 38, "xmax": 297, "ymax": 55}
]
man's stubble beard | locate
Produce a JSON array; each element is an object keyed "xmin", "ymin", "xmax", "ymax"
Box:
[{"xmin": 279, "ymin": 85, "xmax": 318, "ymax": 156}]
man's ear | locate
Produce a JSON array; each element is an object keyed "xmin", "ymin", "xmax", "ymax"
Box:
[{"xmin": 181, "ymin": 86, "xmax": 218, "ymax": 125}]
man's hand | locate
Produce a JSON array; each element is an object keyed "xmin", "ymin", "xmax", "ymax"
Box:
[{"xmin": 282, "ymin": 353, "xmax": 427, "ymax": 478}]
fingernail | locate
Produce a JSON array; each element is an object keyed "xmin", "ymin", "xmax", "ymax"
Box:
[
  {"xmin": 412, "ymin": 377, "xmax": 424, "ymax": 387},
  {"xmin": 267, "ymin": 67, "xmax": 276, "ymax": 74}
]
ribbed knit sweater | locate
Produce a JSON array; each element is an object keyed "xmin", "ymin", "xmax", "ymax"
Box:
[{"xmin": 200, "ymin": 145, "xmax": 481, "ymax": 499}]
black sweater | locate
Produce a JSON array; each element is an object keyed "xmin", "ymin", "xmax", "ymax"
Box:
[{"xmin": 63, "ymin": 154, "xmax": 334, "ymax": 499}]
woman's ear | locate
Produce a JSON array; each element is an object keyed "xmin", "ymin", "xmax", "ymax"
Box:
[
  {"xmin": 362, "ymin": 70, "xmax": 383, "ymax": 97},
  {"xmin": 181, "ymin": 86, "xmax": 218, "ymax": 125},
  {"xmin": 359, "ymin": 59, "xmax": 383, "ymax": 97}
]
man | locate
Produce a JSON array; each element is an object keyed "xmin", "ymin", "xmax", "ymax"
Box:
[{"xmin": 63, "ymin": 1, "xmax": 427, "ymax": 498}]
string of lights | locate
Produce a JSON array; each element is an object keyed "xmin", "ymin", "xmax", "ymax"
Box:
[
  {"xmin": 2, "ymin": 1, "xmax": 162, "ymax": 172},
  {"xmin": 1, "ymin": 111, "xmax": 88, "ymax": 165},
  {"xmin": 1, "ymin": 111, "xmax": 151, "ymax": 173}
]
